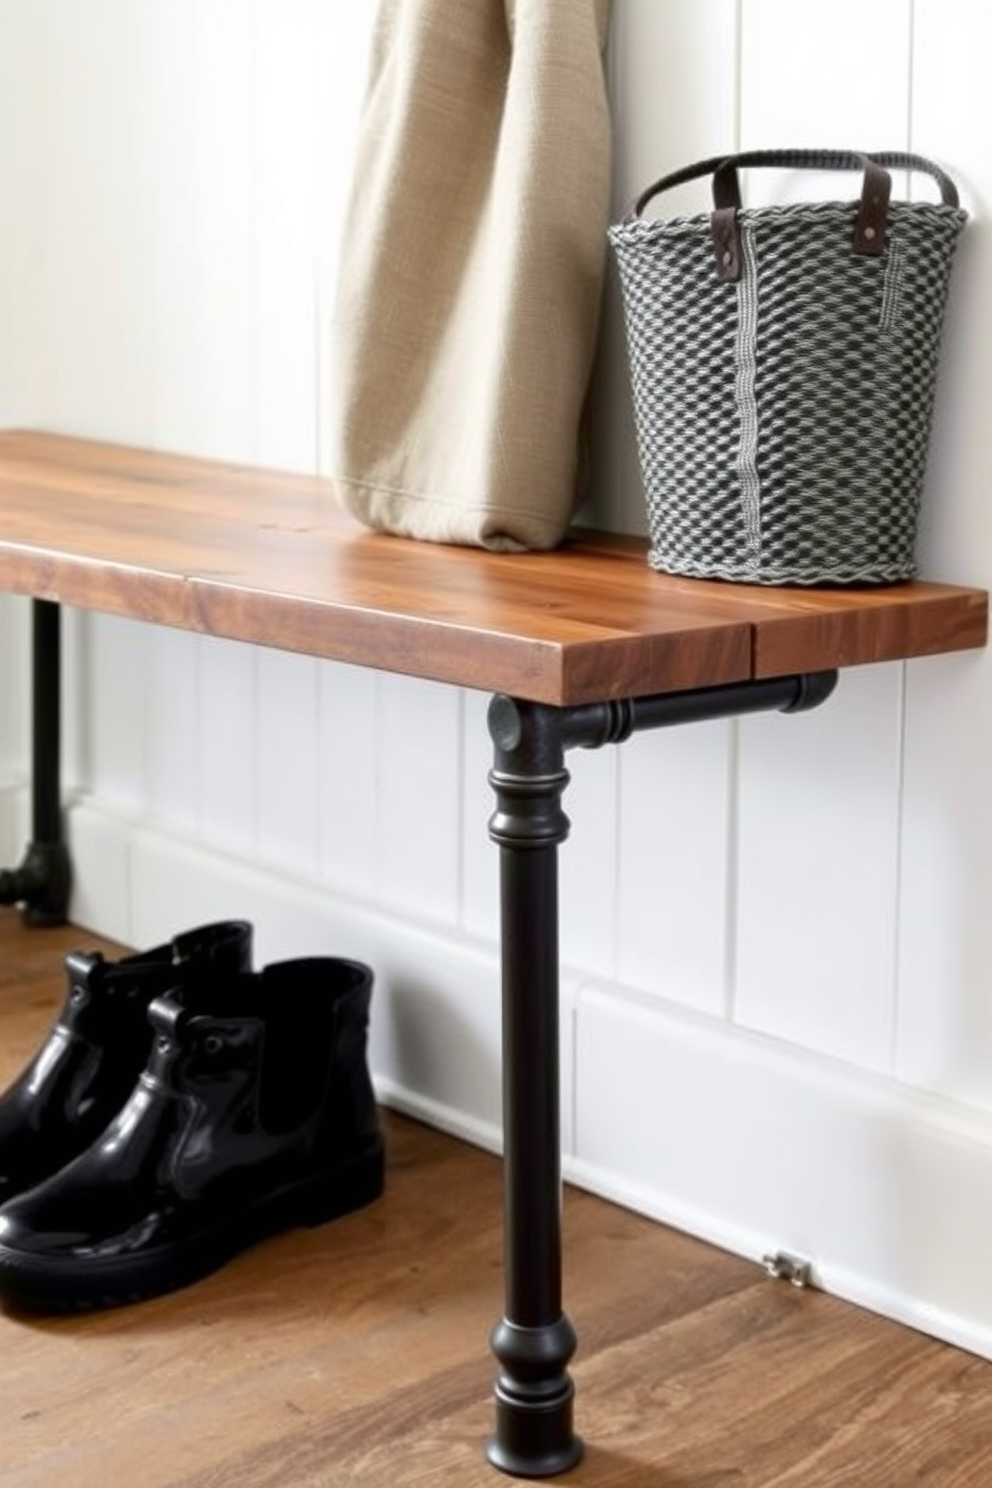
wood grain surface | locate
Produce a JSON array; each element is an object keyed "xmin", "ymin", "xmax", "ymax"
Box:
[{"xmin": 0, "ymin": 431, "xmax": 984, "ymax": 705}]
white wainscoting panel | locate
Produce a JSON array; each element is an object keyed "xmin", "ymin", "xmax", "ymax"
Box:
[
  {"xmin": 559, "ymin": 746, "xmax": 621, "ymax": 984},
  {"xmin": 83, "ymin": 614, "xmax": 149, "ymax": 815},
  {"xmin": 459, "ymin": 688, "xmax": 499, "ymax": 943},
  {"xmin": 256, "ymin": 649, "xmax": 321, "ymax": 880},
  {"xmin": 377, "ymin": 674, "xmax": 462, "ymax": 929},
  {"xmin": 735, "ymin": 664, "xmax": 903, "ymax": 1072},
  {"xmin": 899, "ymin": 654, "xmax": 992, "ymax": 1106},
  {"xmin": 197, "ymin": 635, "xmax": 258, "ymax": 857},
  {"xmin": 145, "ymin": 626, "xmax": 199, "ymax": 836},
  {"xmin": 317, "ymin": 658, "xmax": 379, "ymax": 902},
  {"xmin": 616, "ymin": 719, "xmax": 735, "ymax": 1017},
  {"xmin": 0, "ymin": 787, "xmax": 20, "ymax": 872},
  {"xmin": 0, "ymin": 599, "xmax": 27, "ymax": 778}
]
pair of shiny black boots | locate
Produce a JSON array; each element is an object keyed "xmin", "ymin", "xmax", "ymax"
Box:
[{"xmin": 0, "ymin": 922, "xmax": 384, "ymax": 1311}]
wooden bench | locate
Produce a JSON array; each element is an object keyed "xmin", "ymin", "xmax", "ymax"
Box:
[{"xmin": 0, "ymin": 429, "xmax": 987, "ymax": 1477}]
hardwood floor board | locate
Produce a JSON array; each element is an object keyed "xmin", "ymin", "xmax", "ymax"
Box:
[{"xmin": 3, "ymin": 912, "xmax": 992, "ymax": 1486}]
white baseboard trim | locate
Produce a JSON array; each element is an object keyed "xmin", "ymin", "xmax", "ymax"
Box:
[
  {"xmin": 571, "ymin": 983, "xmax": 992, "ymax": 1364},
  {"xmin": 59, "ymin": 793, "xmax": 992, "ymax": 1367}
]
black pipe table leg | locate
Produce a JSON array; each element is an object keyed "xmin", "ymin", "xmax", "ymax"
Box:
[
  {"xmin": 481, "ymin": 671, "xmax": 838, "ymax": 1474},
  {"xmin": 486, "ymin": 695, "xmax": 581, "ymax": 1478},
  {"xmin": 0, "ymin": 599, "xmax": 71, "ymax": 925}
]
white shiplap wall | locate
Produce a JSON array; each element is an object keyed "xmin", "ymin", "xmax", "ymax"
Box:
[{"xmin": 3, "ymin": 0, "xmax": 992, "ymax": 1359}]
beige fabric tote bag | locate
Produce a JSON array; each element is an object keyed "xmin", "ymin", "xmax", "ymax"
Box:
[{"xmin": 326, "ymin": 0, "xmax": 613, "ymax": 551}]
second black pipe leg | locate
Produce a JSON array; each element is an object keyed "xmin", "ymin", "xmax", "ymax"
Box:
[{"xmin": 0, "ymin": 599, "xmax": 70, "ymax": 925}]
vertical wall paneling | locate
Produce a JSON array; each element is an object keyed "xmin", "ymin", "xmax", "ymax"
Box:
[
  {"xmin": 0, "ymin": 1, "xmax": 45, "ymax": 428},
  {"xmin": 317, "ymin": 658, "xmax": 379, "ymax": 901},
  {"xmin": 183, "ymin": 0, "xmax": 255, "ymax": 463},
  {"xmin": 586, "ymin": 0, "xmax": 743, "ymax": 1007},
  {"xmin": 740, "ymin": 0, "xmax": 913, "ymax": 160},
  {"xmin": 896, "ymin": 0, "xmax": 992, "ymax": 1104},
  {"xmin": 196, "ymin": 635, "xmax": 258, "ymax": 857},
  {"xmin": 309, "ymin": 6, "xmax": 376, "ymax": 283},
  {"xmin": 313, "ymin": 9, "xmax": 378, "ymax": 475},
  {"xmin": 139, "ymin": 0, "xmax": 200, "ymax": 453},
  {"xmin": 739, "ymin": 0, "xmax": 915, "ymax": 233},
  {"xmin": 735, "ymin": 665, "xmax": 904, "ymax": 1071},
  {"xmin": 0, "ymin": 601, "xmax": 27, "ymax": 782},
  {"xmin": 899, "ymin": 653, "xmax": 992, "ymax": 1104},
  {"xmin": 906, "ymin": 1, "xmax": 992, "ymax": 589},
  {"xmin": 144, "ymin": 628, "xmax": 199, "ymax": 834},
  {"xmin": 255, "ymin": 3, "xmax": 376, "ymax": 473},
  {"xmin": 84, "ymin": 615, "xmax": 149, "ymax": 815},
  {"xmin": 616, "ymin": 720, "xmax": 736, "ymax": 1016},
  {"xmin": 588, "ymin": 0, "xmax": 740, "ymax": 536},
  {"xmin": 732, "ymin": 0, "xmax": 914, "ymax": 1074},
  {"xmin": 586, "ymin": 0, "xmax": 742, "ymax": 999},
  {"xmin": 377, "ymin": 675, "xmax": 462, "ymax": 928},
  {"xmin": 459, "ymin": 689, "xmax": 499, "ymax": 943},
  {"xmin": 558, "ymin": 748, "xmax": 619, "ymax": 982},
  {"xmin": 255, "ymin": 649, "xmax": 320, "ymax": 879},
  {"xmin": 39, "ymin": 0, "xmax": 158, "ymax": 444},
  {"xmin": 252, "ymin": 0, "xmax": 322, "ymax": 472}
]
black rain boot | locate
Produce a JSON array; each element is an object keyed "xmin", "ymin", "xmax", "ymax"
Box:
[
  {"xmin": 0, "ymin": 957, "xmax": 384, "ymax": 1311},
  {"xmin": 0, "ymin": 920, "xmax": 253, "ymax": 1204}
]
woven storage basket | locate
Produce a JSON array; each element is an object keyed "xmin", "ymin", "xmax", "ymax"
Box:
[{"xmin": 608, "ymin": 149, "xmax": 967, "ymax": 585}]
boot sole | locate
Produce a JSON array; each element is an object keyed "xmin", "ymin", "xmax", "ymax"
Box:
[{"xmin": 0, "ymin": 1140, "xmax": 385, "ymax": 1313}]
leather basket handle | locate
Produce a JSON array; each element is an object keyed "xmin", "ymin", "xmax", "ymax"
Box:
[{"xmin": 626, "ymin": 149, "xmax": 960, "ymax": 283}]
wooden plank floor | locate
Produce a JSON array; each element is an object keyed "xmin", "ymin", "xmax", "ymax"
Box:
[{"xmin": 3, "ymin": 914, "xmax": 992, "ymax": 1485}]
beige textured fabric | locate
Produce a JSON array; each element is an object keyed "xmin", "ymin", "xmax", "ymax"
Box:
[{"xmin": 327, "ymin": 0, "xmax": 613, "ymax": 551}]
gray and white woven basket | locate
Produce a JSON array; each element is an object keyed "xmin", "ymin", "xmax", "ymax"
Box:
[{"xmin": 608, "ymin": 150, "xmax": 966, "ymax": 586}]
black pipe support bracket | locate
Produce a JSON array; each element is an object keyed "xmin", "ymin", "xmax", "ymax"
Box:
[{"xmin": 484, "ymin": 670, "xmax": 837, "ymax": 1477}]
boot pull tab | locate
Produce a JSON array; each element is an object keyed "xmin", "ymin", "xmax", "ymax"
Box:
[
  {"xmin": 63, "ymin": 950, "xmax": 106, "ymax": 1010},
  {"xmin": 144, "ymin": 994, "xmax": 193, "ymax": 1086},
  {"xmin": 147, "ymin": 994, "xmax": 191, "ymax": 1042},
  {"xmin": 172, "ymin": 919, "xmax": 253, "ymax": 972}
]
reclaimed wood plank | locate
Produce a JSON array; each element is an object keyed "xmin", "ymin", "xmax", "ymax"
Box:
[{"xmin": 0, "ymin": 431, "xmax": 985, "ymax": 705}]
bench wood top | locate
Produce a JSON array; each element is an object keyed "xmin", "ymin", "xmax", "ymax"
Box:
[{"xmin": 0, "ymin": 430, "xmax": 985, "ymax": 705}]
